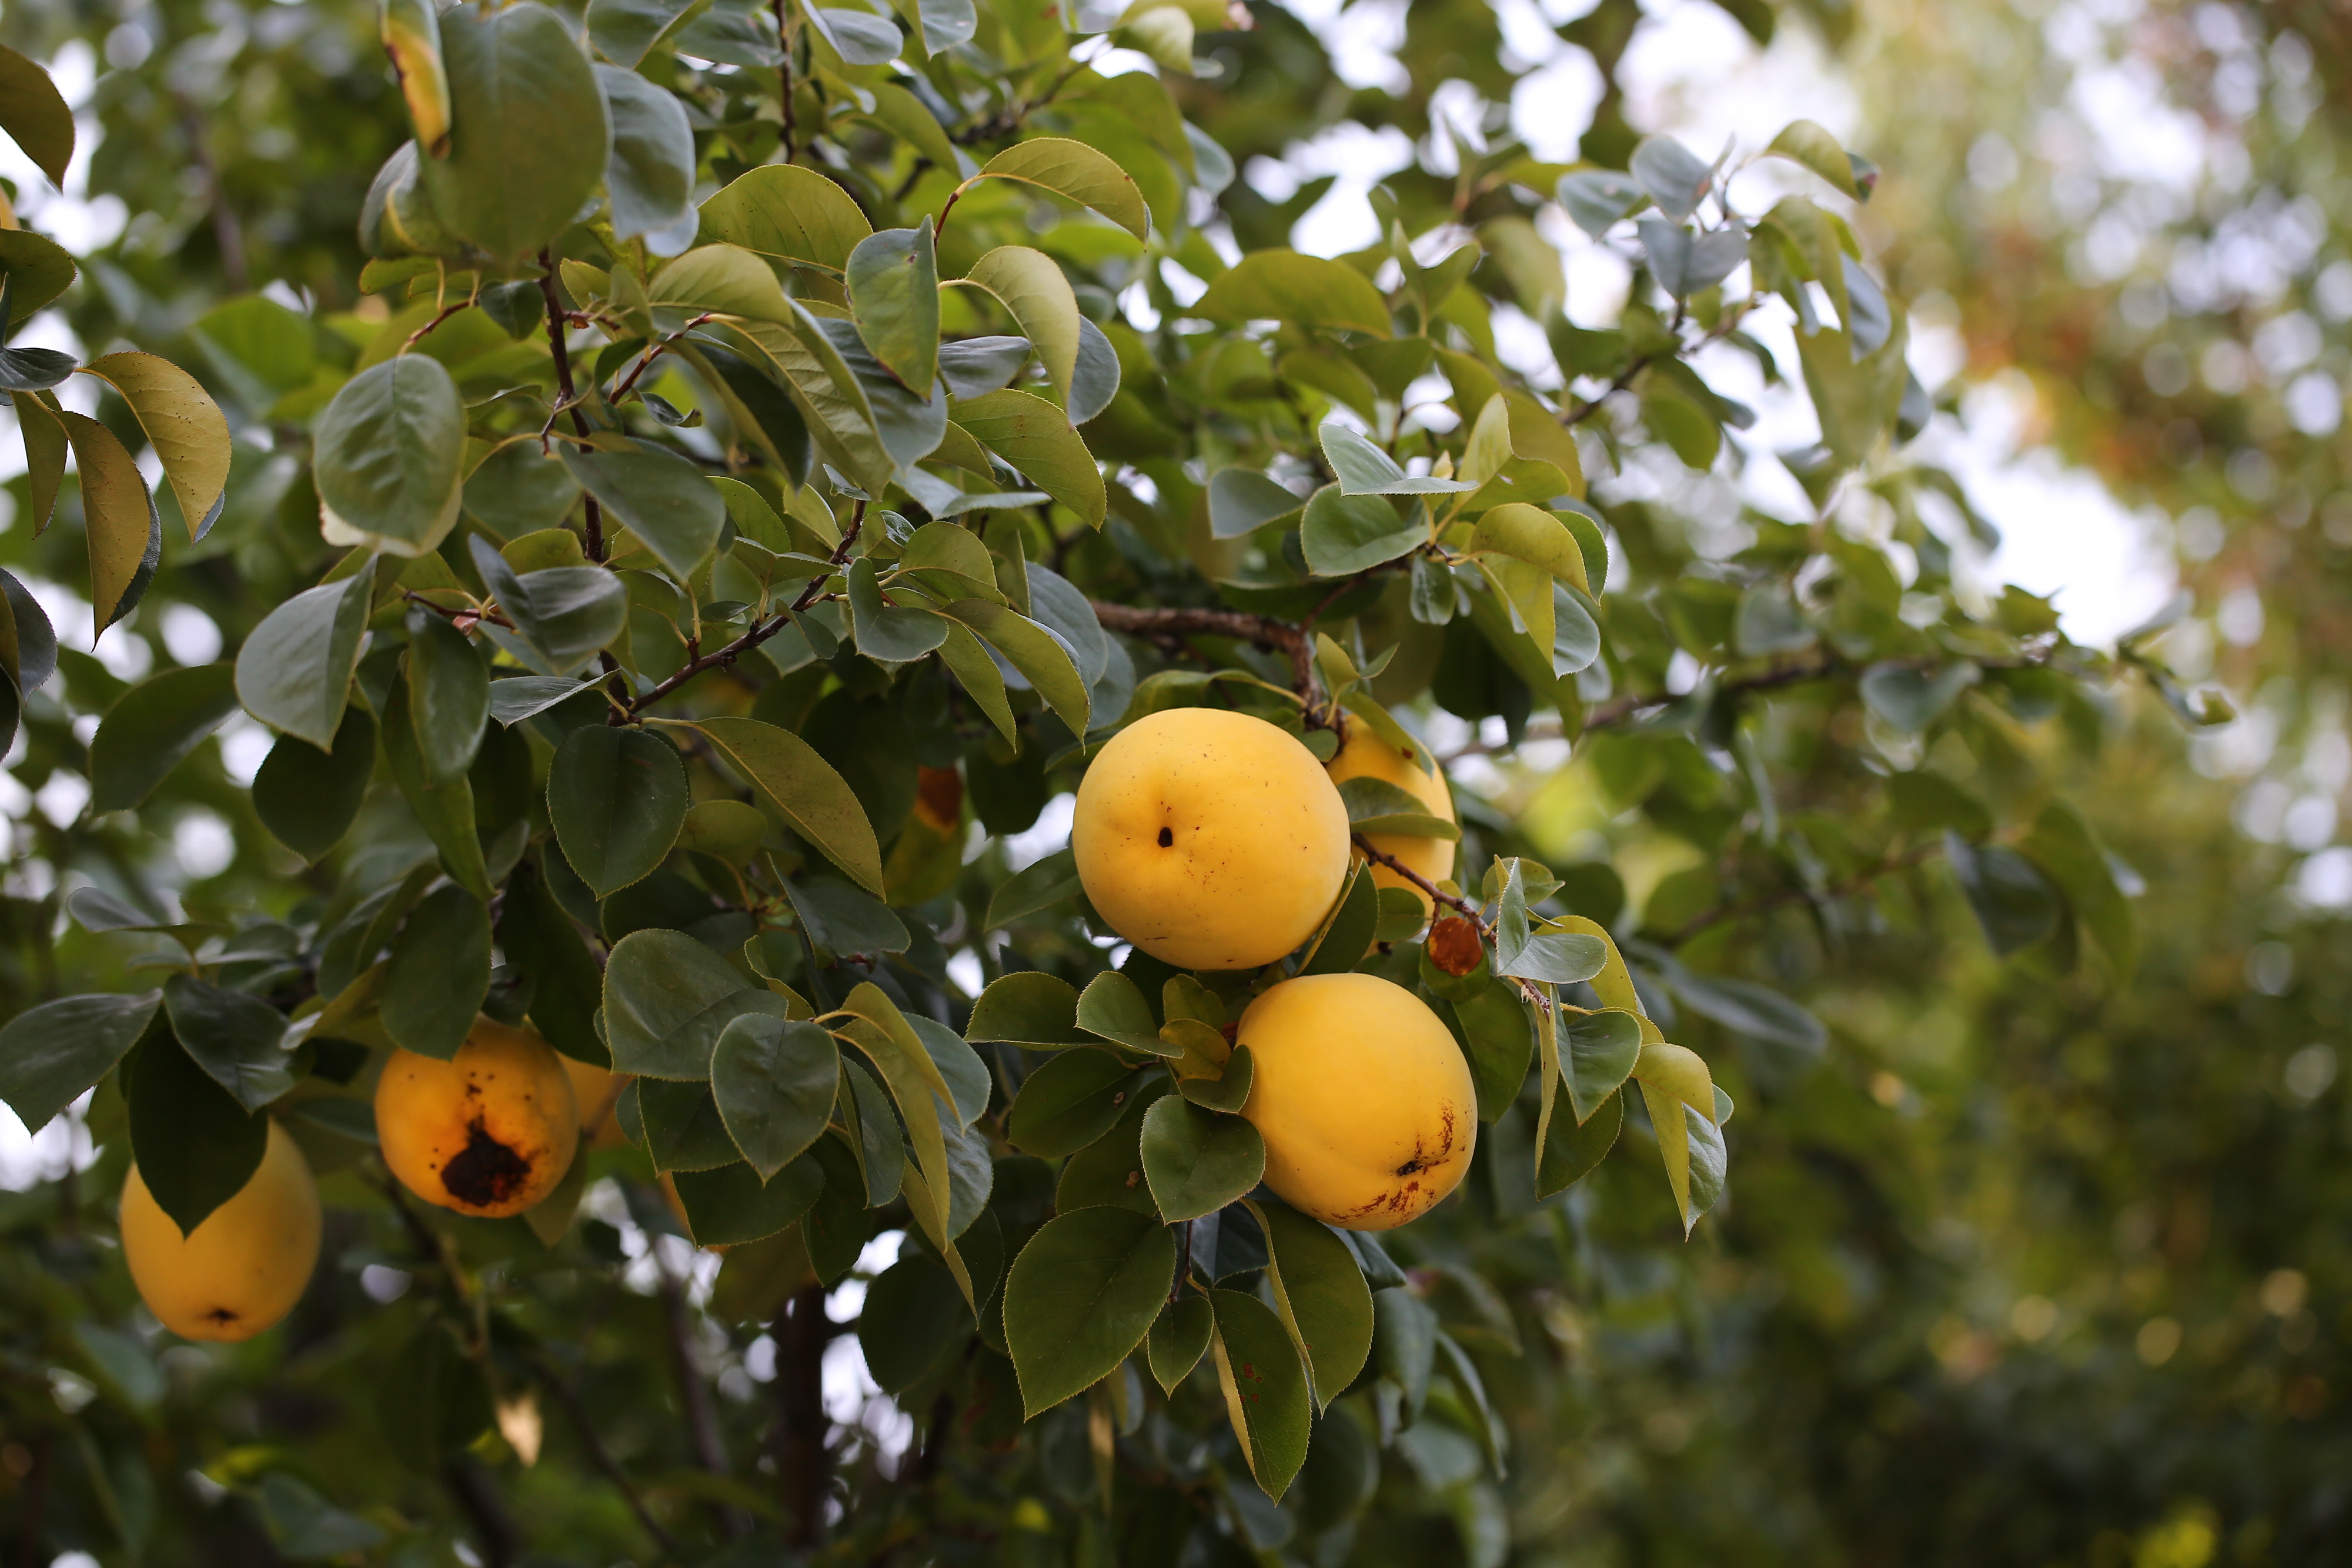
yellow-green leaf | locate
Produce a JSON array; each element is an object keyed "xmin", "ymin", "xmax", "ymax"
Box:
[
  {"xmin": 77, "ymin": 353, "xmax": 232, "ymax": 542},
  {"xmin": 978, "ymin": 138, "xmax": 1150, "ymax": 241}
]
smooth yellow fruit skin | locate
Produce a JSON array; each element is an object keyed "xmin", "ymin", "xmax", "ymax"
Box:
[
  {"xmin": 376, "ymin": 1019, "xmax": 581, "ymax": 1218},
  {"xmin": 1325, "ymin": 724, "xmax": 1455, "ymax": 915},
  {"xmin": 561, "ymin": 1055, "xmax": 630, "ymax": 1151},
  {"xmin": 1073, "ymin": 708, "xmax": 1350, "ymax": 970},
  {"xmin": 1238, "ymin": 973, "xmax": 1476, "ymax": 1231},
  {"xmin": 121, "ymin": 1118, "xmax": 321, "ymax": 1342}
]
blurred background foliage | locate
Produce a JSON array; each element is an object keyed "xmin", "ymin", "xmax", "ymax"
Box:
[{"xmin": 0, "ymin": 0, "xmax": 2345, "ymax": 1563}]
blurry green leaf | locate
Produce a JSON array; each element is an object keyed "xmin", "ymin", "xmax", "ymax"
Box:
[
  {"xmin": 1555, "ymin": 169, "xmax": 1646, "ymax": 238},
  {"xmin": 1946, "ymin": 833, "xmax": 2060, "ymax": 955},
  {"xmin": 87, "ymin": 664, "xmax": 239, "ymax": 813},
  {"xmin": 1192, "ymin": 249, "xmax": 1391, "ymax": 337},
  {"xmin": 0, "ymin": 43, "xmax": 74, "ymax": 183},
  {"xmin": 861, "ymin": 1252, "xmax": 971, "ymax": 1393},
  {"xmin": 1629, "ymin": 135, "xmax": 1712, "ymax": 221},
  {"xmin": 1670, "ymin": 972, "xmax": 1825, "ymax": 1053},
  {"xmin": 2022, "ymin": 800, "xmax": 2136, "ymax": 979},
  {"xmin": 1536, "ymin": 1084, "xmax": 1620, "ymax": 1198},
  {"xmin": 0, "ymin": 229, "xmax": 76, "ymax": 325},
  {"xmin": 0, "ymin": 991, "xmax": 160, "ymax": 1135}
]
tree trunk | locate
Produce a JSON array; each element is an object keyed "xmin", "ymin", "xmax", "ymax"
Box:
[{"xmin": 774, "ymin": 1283, "xmax": 831, "ymax": 1546}]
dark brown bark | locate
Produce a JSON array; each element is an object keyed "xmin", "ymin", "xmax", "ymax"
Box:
[{"xmin": 774, "ymin": 1283, "xmax": 832, "ymax": 1546}]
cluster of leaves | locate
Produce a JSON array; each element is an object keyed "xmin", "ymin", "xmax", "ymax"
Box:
[{"xmin": 0, "ymin": 0, "xmax": 2223, "ymax": 1563}]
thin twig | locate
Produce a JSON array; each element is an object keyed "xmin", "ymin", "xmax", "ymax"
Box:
[
  {"xmin": 1088, "ymin": 601, "xmax": 1314, "ymax": 701},
  {"xmin": 403, "ymin": 587, "xmax": 514, "ymax": 633},
  {"xmin": 404, "ymin": 297, "xmax": 474, "ymax": 352},
  {"xmin": 622, "ymin": 500, "xmax": 866, "ymax": 717}
]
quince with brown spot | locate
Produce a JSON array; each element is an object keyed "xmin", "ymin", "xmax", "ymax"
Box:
[
  {"xmin": 1237, "ymin": 972, "xmax": 1476, "ymax": 1230},
  {"xmin": 121, "ymin": 1118, "xmax": 322, "ymax": 1342},
  {"xmin": 376, "ymin": 1018, "xmax": 581, "ymax": 1217}
]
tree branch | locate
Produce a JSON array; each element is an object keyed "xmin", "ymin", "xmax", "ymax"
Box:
[
  {"xmin": 523, "ymin": 1349, "xmax": 679, "ymax": 1556},
  {"xmin": 1089, "ymin": 601, "xmax": 1314, "ymax": 701},
  {"xmin": 1665, "ymin": 840, "xmax": 1944, "ymax": 947},
  {"xmin": 653, "ymin": 1245, "xmax": 747, "ymax": 1538},
  {"xmin": 1353, "ymin": 835, "xmax": 1485, "ymax": 927},
  {"xmin": 538, "ymin": 249, "xmax": 604, "ymax": 562}
]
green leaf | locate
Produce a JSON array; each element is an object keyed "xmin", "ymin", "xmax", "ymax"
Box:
[
  {"xmin": 1003, "ymin": 1207, "xmax": 1176, "ymax": 1416},
  {"xmin": 1073, "ymin": 969, "xmax": 1164, "ymax": 1054},
  {"xmin": 59, "ymin": 410, "xmax": 161, "ymax": 641},
  {"xmin": 1860, "ymin": 661, "xmax": 1979, "ymax": 733},
  {"xmin": 86, "ymin": 663, "xmax": 239, "ymax": 813},
  {"xmin": 16, "ymin": 390, "xmax": 67, "ymax": 533},
  {"xmin": 939, "ymin": 599, "xmax": 1093, "ymax": 738},
  {"xmin": 672, "ymin": 1155, "xmax": 826, "ymax": 1246},
  {"xmin": 0, "ymin": 991, "xmax": 160, "ymax": 1135},
  {"xmin": 1147, "ymin": 1295, "xmax": 1214, "ymax": 1394},
  {"xmin": 848, "ymin": 557, "xmax": 948, "ymax": 662},
  {"xmin": 1630, "ymin": 135, "xmax": 1712, "ymax": 221},
  {"xmin": 847, "ymin": 220, "xmax": 941, "ymax": 395},
  {"xmin": 161, "ymin": 975, "xmax": 293, "ymax": 1111},
  {"xmin": 1334, "ymin": 775, "xmax": 1457, "ymax": 840},
  {"xmin": 78, "ymin": 352, "xmax": 232, "ymax": 541},
  {"xmin": 603, "ymin": 927, "xmax": 784, "ymax": 1078},
  {"xmin": 1449, "ymin": 979, "xmax": 1532, "ymax": 1121},
  {"xmin": 1669, "ymin": 972, "xmax": 1825, "ymax": 1053},
  {"xmin": 782, "ymin": 877, "xmax": 909, "ymax": 959},
  {"xmin": 1207, "ymin": 468, "xmax": 1304, "ymax": 540},
  {"xmin": 126, "ymin": 1031, "xmax": 267, "ymax": 1238},
  {"xmin": 404, "ymin": 614, "xmax": 489, "ymax": 784},
  {"xmin": 465, "ymin": 442, "xmax": 582, "ymax": 540},
  {"xmin": 595, "ymin": 63, "xmax": 694, "ymax": 240},
  {"xmin": 587, "ymin": 0, "xmax": 696, "ymax": 68},
  {"xmin": 908, "ymin": 1014, "xmax": 993, "ymax": 1129},
  {"xmin": 711, "ymin": 1015, "xmax": 840, "ymax": 1180},
  {"xmin": 1319, "ymin": 422, "xmax": 1476, "ymax": 497},
  {"xmin": 1560, "ymin": 1008, "xmax": 1642, "ymax": 1124},
  {"xmin": 235, "ymin": 559, "xmax": 376, "ymax": 749},
  {"xmin": 978, "ymin": 846, "xmax": 1081, "ymax": 934},
  {"xmin": 1555, "ymin": 169, "xmax": 1645, "ymax": 238},
  {"xmin": 1141, "ymin": 1096, "xmax": 1264, "ymax": 1222},
  {"xmin": 978, "ymin": 138, "xmax": 1150, "ymax": 240},
  {"xmin": 564, "ymin": 442, "xmax": 726, "ymax": 580},
  {"xmin": 698, "ymin": 164, "xmax": 874, "ymax": 274},
  {"xmin": 1210, "ymin": 1288, "xmax": 1312, "ymax": 1500},
  {"xmin": 467, "ymin": 538, "xmax": 627, "ymax": 674},
  {"xmin": 967, "ymin": 970, "xmax": 1092, "ymax": 1049},
  {"xmin": 380, "ymin": 885, "xmax": 493, "ymax": 1061},
  {"xmin": 2021, "ymin": 799, "xmax": 2136, "ymax": 981},
  {"xmin": 547, "ymin": 724, "xmax": 689, "ymax": 898},
  {"xmin": 1247, "ymin": 1198, "xmax": 1375, "ymax": 1409},
  {"xmin": 1299, "ymin": 485, "xmax": 1420, "ymax": 578},
  {"xmin": 497, "ymin": 858, "xmax": 609, "ymax": 1066},
  {"xmin": 419, "ymin": 1, "xmax": 609, "ymax": 263},
  {"xmin": 1006, "ymin": 1048, "xmax": 1146, "ymax": 1158},
  {"xmin": 658, "ymin": 716, "xmax": 885, "ymax": 897},
  {"xmin": 1536, "ymin": 1083, "xmax": 1621, "ymax": 1198},
  {"xmin": 963, "ymin": 246, "xmax": 1080, "ymax": 404},
  {"xmin": 378, "ymin": 681, "xmax": 493, "ymax": 900},
  {"xmin": 1946, "ymin": 833, "xmax": 2060, "ymax": 956},
  {"xmin": 861, "ymin": 1253, "xmax": 973, "ymax": 1393},
  {"xmin": 0, "ymin": 230, "xmax": 76, "ymax": 329},
  {"xmin": 1492, "ymin": 860, "xmax": 1607, "ymax": 985},
  {"xmin": 949, "ymin": 389, "xmax": 1106, "ymax": 528},
  {"xmin": 1177, "ymin": 1045, "xmax": 1251, "ymax": 1112},
  {"xmin": 1191, "ymin": 249, "xmax": 1392, "ymax": 337},
  {"xmin": 1766, "ymin": 118, "xmax": 1860, "ymax": 199},
  {"xmin": 649, "ymin": 244, "xmax": 793, "ymax": 323},
  {"xmin": 1301, "ymin": 865, "xmax": 1379, "ymax": 977},
  {"xmin": 0, "ymin": 43, "xmax": 75, "ymax": 183},
  {"xmin": 634, "ymin": 1078, "xmax": 745, "ymax": 1172},
  {"xmin": 314, "ymin": 357, "xmax": 467, "ymax": 555},
  {"xmin": 252, "ymin": 705, "xmax": 376, "ymax": 861}
]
